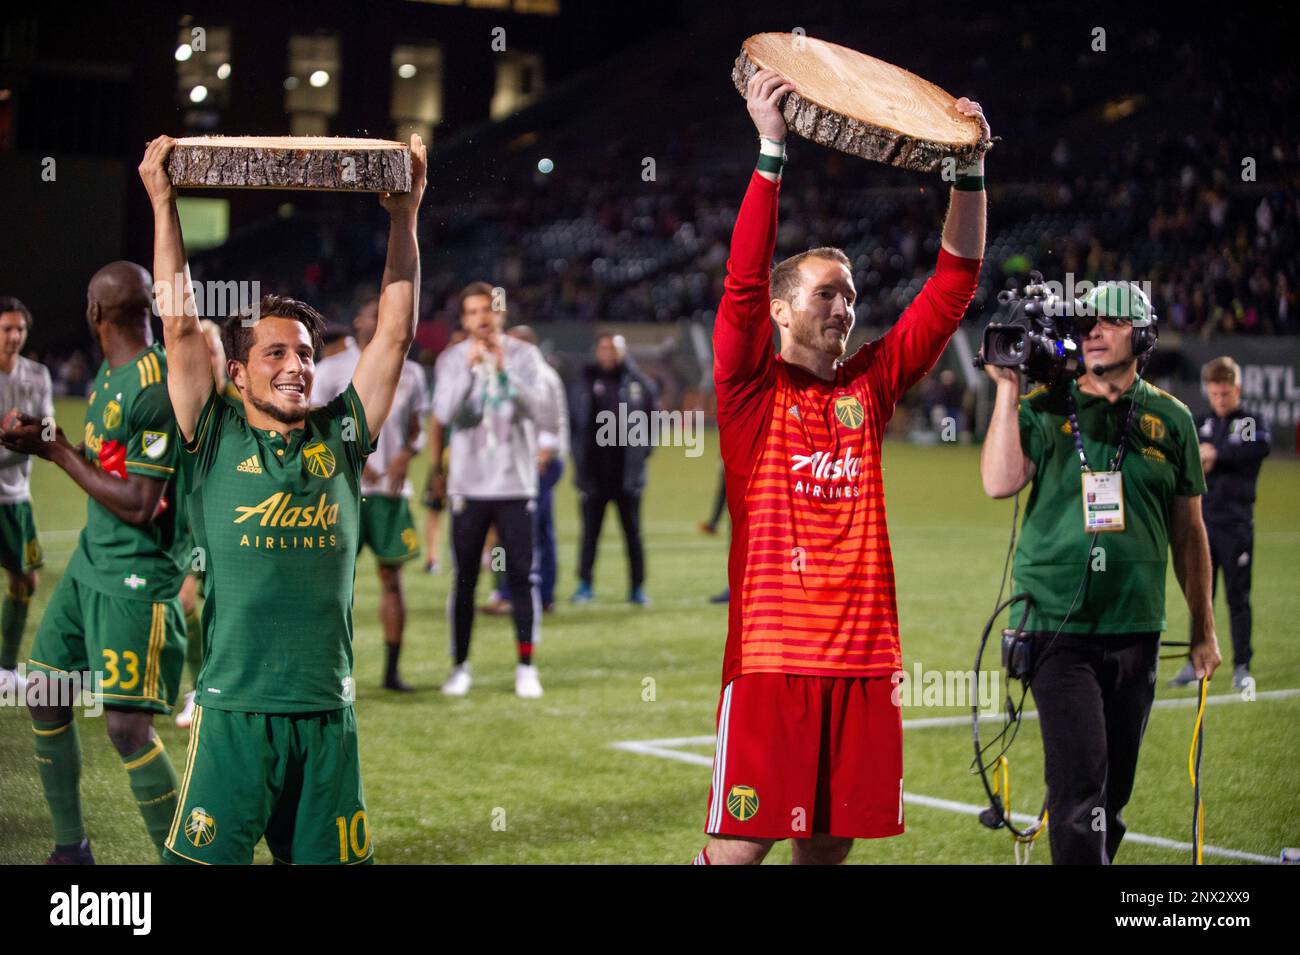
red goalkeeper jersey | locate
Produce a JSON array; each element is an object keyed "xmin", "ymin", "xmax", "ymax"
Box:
[{"xmin": 714, "ymin": 171, "xmax": 982, "ymax": 685}]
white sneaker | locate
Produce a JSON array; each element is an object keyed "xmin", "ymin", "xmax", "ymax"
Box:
[
  {"xmin": 441, "ymin": 664, "xmax": 472, "ymax": 697},
  {"xmin": 0, "ymin": 666, "xmax": 26, "ymax": 700},
  {"xmin": 174, "ymin": 690, "xmax": 196, "ymax": 729},
  {"xmin": 515, "ymin": 664, "xmax": 543, "ymax": 699}
]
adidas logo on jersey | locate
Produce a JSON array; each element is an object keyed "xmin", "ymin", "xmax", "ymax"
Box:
[{"xmin": 236, "ymin": 455, "xmax": 262, "ymax": 474}]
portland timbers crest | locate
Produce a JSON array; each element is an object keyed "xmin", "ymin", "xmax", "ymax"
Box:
[
  {"xmin": 727, "ymin": 784, "xmax": 759, "ymax": 822},
  {"xmin": 302, "ymin": 441, "xmax": 336, "ymax": 479},
  {"xmin": 184, "ymin": 807, "xmax": 217, "ymax": 848},
  {"xmin": 834, "ymin": 394, "xmax": 864, "ymax": 430}
]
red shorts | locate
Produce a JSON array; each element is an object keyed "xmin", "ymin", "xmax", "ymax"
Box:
[{"xmin": 704, "ymin": 673, "xmax": 903, "ymax": 840}]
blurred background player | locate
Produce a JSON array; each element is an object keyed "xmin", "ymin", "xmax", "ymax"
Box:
[
  {"xmin": 3, "ymin": 263, "xmax": 188, "ymax": 864},
  {"xmin": 312, "ymin": 296, "xmax": 427, "ymax": 692},
  {"xmin": 1171, "ymin": 356, "xmax": 1270, "ymax": 690},
  {"xmin": 142, "ymin": 132, "xmax": 426, "ymax": 864},
  {"xmin": 492, "ymin": 325, "xmax": 569, "ymax": 614},
  {"xmin": 0, "ymin": 297, "xmax": 53, "ymax": 698},
  {"xmin": 569, "ymin": 333, "xmax": 657, "ymax": 606},
  {"xmin": 695, "ymin": 70, "xmax": 987, "ymax": 865},
  {"xmin": 431, "ymin": 282, "xmax": 559, "ymax": 698},
  {"xmin": 174, "ymin": 318, "xmax": 241, "ymax": 729}
]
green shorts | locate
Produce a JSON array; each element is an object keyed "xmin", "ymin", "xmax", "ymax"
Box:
[
  {"xmin": 359, "ymin": 495, "xmax": 419, "ymax": 565},
  {"xmin": 164, "ymin": 705, "xmax": 372, "ymax": 865},
  {"xmin": 0, "ymin": 500, "xmax": 43, "ymax": 573},
  {"xmin": 29, "ymin": 575, "xmax": 184, "ymax": 713}
]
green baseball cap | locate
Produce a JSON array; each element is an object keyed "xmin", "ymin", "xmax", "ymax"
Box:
[{"xmin": 1079, "ymin": 282, "xmax": 1155, "ymax": 327}]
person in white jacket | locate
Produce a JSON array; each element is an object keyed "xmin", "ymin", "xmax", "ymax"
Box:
[{"xmin": 431, "ymin": 283, "xmax": 560, "ymax": 698}]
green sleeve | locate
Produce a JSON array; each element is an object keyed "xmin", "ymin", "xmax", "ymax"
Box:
[
  {"xmin": 181, "ymin": 387, "xmax": 230, "ymax": 490},
  {"xmin": 125, "ymin": 382, "xmax": 180, "ymax": 479},
  {"xmin": 328, "ymin": 383, "xmax": 376, "ymax": 474},
  {"xmin": 1172, "ymin": 404, "xmax": 1208, "ymax": 496},
  {"xmin": 1017, "ymin": 398, "xmax": 1050, "ymax": 470}
]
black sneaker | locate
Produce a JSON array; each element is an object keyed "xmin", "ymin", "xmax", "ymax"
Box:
[
  {"xmin": 46, "ymin": 838, "xmax": 95, "ymax": 865},
  {"xmin": 383, "ymin": 675, "xmax": 414, "ymax": 693}
]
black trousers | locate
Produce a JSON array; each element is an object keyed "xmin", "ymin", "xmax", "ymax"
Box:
[
  {"xmin": 449, "ymin": 498, "xmax": 537, "ymax": 665},
  {"xmin": 577, "ymin": 489, "xmax": 644, "ymax": 591},
  {"xmin": 1029, "ymin": 631, "xmax": 1160, "ymax": 865},
  {"xmin": 1202, "ymin": 520, "xmax": 1254, "ymax": 668}
]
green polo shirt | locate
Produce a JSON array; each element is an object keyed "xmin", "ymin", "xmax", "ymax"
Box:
[
  {"xmin": 1013, "ymin": 376, "xmax": 1206, "ymax": 634},
  {"xmin": 181, "ymin": 383, "xmax": 374, "ymax": 712}
]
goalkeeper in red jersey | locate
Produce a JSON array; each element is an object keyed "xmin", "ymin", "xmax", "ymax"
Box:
[{"xmin": 694, "ymin": 70, "xmax": 989, "ymax": 865}]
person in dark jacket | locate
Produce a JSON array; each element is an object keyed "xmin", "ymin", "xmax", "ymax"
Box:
[
  {"xmin": 1171, "ymin": 356, "xmax": 1271, "ymax": 690},
  {"xmin": 570, "ymin": 333, "xmax": 657, "ymax": 605}
]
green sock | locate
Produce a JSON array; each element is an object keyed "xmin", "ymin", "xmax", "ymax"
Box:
[
  {"xmin": 1, "ymin": 586, "xmax": 31, "ymax": 670},
  {"xmin": 122, "ymin": 737, "xmax": 180, "ymax": 860},
  {"xmin": 183, "ymin": 604, "xmax": 203, "ymax": 686},
  {"xmin": 32, "ymin": 718, "xmax": 85, "ymax": 846}
]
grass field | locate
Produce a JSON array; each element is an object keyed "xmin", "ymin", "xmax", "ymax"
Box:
[{"xmin": 1, "ymin": 397, "xmax": 1297, "ymax": 864}]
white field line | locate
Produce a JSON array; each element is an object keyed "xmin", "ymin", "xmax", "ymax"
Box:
[{"xmin": 611, "ymin": 688, "xmax": 1300, "ymax": 865}]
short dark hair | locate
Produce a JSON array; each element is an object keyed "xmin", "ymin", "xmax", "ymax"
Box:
[
  {"xmin": 770, "ymin": 247, "xmax": 852, "ymax": 304},
  {"xmin": 223, "ymin": 294, "xmax": 325, "ymax": 365},
  {"xmin": 0, "ymin": 296, "xmax": 33, "ymax": 331},
  {"xmin": 1202, "ymin": 356, "xmax": 1241, "ymax": 386},
  {"xmin": 458, "ymin": 281, "xmax": 497, "ymax": 314}
]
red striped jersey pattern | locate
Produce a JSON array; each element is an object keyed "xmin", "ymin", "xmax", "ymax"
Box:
[{"xmin": 714, "ymin": 171, "xmax": 981, "ymax": 685}]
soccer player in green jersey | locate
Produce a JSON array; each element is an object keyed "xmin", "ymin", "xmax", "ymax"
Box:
[
  {"xmin": 2, "ymin": 262, "xmax": 189, "ymax": 864},
  {"xmin": 138, "ymin": 132, "xmax": 427, "ymax": 865}
]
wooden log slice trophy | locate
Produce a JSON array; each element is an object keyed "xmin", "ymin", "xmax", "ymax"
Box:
[
  {"xmin": 166, "ymin": 136, "xmax": 411, "ymax": 192},
  {"xmin": 732, "ymin": 32, "xmax": 991, "ymax": 172}
]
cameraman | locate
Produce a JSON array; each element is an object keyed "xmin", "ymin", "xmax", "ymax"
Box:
[{"xmin": 980, "ymin": 282, "xmax": 1221, "ymax": 864}]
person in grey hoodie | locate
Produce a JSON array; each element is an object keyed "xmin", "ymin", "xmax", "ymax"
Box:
[{"xmin": 431, "ymin": 282, "xmax": 561, "ymax": 698}]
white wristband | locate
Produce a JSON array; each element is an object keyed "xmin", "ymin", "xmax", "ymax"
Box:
[{"xmin": 759, "ymin": 137, "xmax": 787, "ymax": 159}]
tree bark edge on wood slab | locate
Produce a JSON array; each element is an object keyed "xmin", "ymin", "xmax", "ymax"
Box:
[{"xmin": 167, "ymin": 142, "xmax": 412, "ymax": 193}]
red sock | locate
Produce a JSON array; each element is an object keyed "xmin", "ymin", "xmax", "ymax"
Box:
[
  {"xmin": 692, "ymin": 847, "xmax": 711, "ymax": 865},
  {"xmin": 518, "ymin": 642, "xmax": 533, "ymax": 666}
]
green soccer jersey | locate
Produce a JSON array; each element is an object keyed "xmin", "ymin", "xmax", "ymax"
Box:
[
  {"xmin": 182, "ymin": 383, "xmax": 374, "ymax": 712},
  {"xmin": 1013, "ymin": 376, "xmax": 1207, "ymax": 634},
  {"xmin": 66, "ymin": 343, "xmax": 188, "ymax": 602}
]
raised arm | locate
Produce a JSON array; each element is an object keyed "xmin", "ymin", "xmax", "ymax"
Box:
[
  {"xmin": 139, "ymin": 136, "xmax": 212, "ymax": 443},
  {"xmin": 352, "ymin": 135, "xmax": 428, "ymax": 437},
  {"xmin": 940, "ymin": 98, "xmax": 989, "ymax": 261},
  {"xmin": 850, "ymin": 99, "xmax": 989, "ymax": 406},
  {"xmin": 714, "ymin": 69, "xmax": 792, "ymax": 389}
]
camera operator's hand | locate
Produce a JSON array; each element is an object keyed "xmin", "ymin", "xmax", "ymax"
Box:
[
  {"xmin": 983, "ymin": 363, "xmax": 1021, "ymax": 388},
  {"xmin": 1190, "ymin": 629, "xmax": 1222, "ymax": 681}
]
